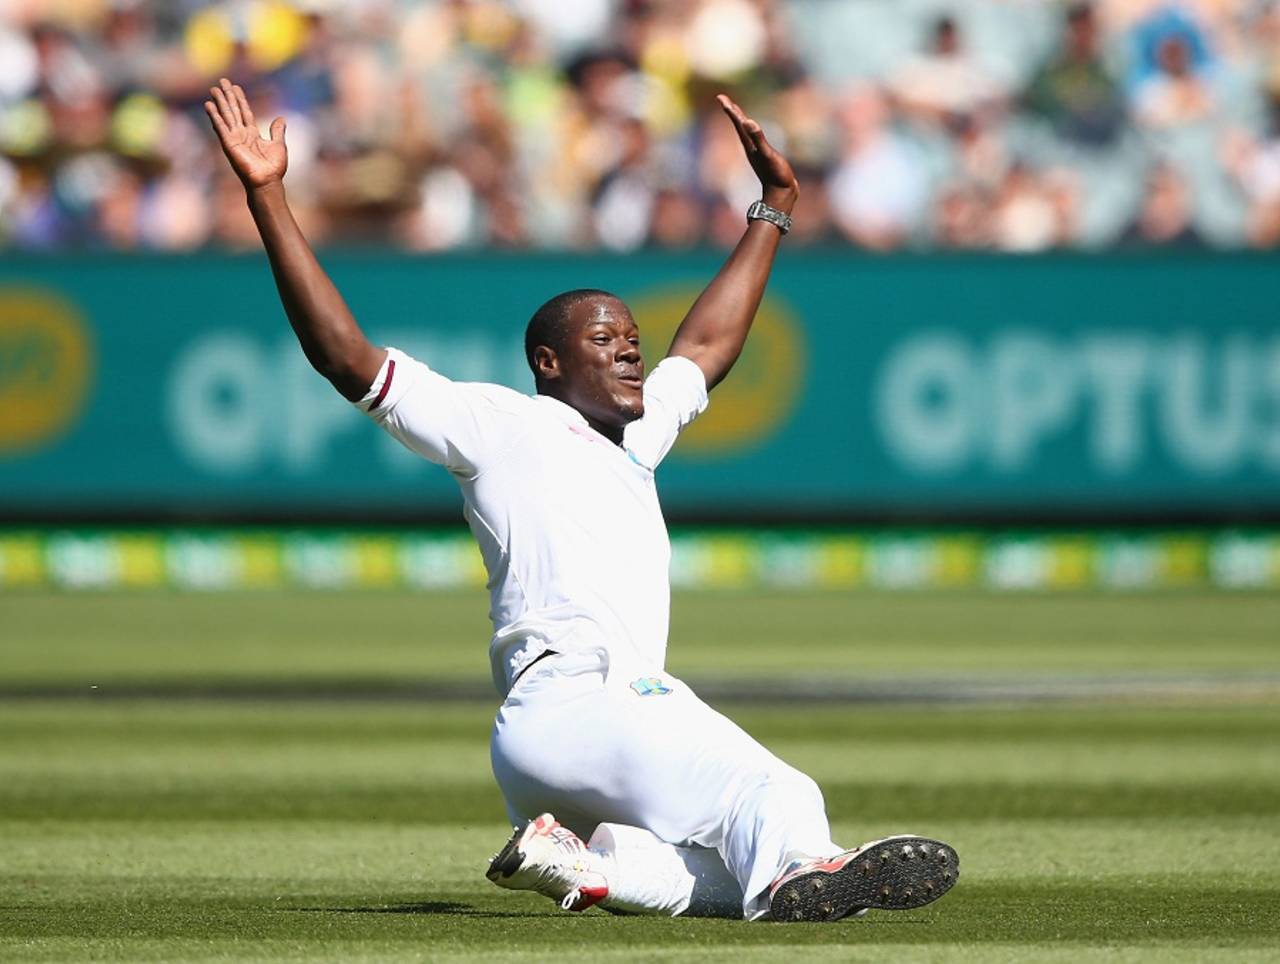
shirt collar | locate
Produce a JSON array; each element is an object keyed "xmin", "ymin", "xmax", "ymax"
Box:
[
  {"xmin": 534, "ymin": 393, "xmax": 626, "ymax": 449},
  {"xmin": 534, "ymin": 392, "xmax": 589, "ymax": 427}
]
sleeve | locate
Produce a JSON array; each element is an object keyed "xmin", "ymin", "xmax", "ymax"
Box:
[
  {"xmin": 353, "ymin": 347, "xmax": 520, "ymax": 478},
  {"xmin": 622, "ymin": 354, "xmax": 709, "ymax": 471}
]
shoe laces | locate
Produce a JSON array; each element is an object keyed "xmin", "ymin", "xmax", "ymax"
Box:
[
  {"xmin": 560, "ymin": 888, "xmax": 584, "ymax": 911},
  {"xmin": 531, "ymin": 825, "xmax": 600, "ymax": 909}
]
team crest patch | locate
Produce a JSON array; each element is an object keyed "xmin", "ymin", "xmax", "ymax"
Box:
[{"xmin": 630, "ymin": 677, "xmax": 672, "ymax": 697}]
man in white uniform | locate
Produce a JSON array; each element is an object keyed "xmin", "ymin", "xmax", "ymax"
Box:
[{"xmin": 205, "ymin": 79, "xmax": 959, "ymax": 922}]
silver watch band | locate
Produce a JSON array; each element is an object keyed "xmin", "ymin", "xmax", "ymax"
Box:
[{"xmin": 746, "ymin": 200, "xmax": 792, "ymax": 235}]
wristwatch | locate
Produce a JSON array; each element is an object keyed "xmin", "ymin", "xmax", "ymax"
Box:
[{"xmin": 746, "ymin": 200, "xmax": 792, "ymax": 235}]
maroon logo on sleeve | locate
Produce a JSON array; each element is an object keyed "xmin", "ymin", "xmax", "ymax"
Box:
[{"xmin": 368, "ymin": 358, "xmax": 396, "ymax": 411}]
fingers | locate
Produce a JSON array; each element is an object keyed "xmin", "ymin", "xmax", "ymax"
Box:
[
  {"xmin": 715, "ymin": 93, "xmax": 795, "ymax": 194},
  {"xmin": 232, "ymin": 82, "xmax": 256, "ymax": 128},
  {"xmin": 717, "ymin": 93, "xmax": 763, "ymax": 154},
  {"xmin": 203, "ymin": 99, "xmax": 230, "ymax": 139},
  {"xmin": 268, "ymin": 116, "xmax": 286, "ymax": 142},
  {"xmin": 209, "ymin": 83, "xmax": 239, "ymax": 134},
  {"xmin": 219, "ymin": 78, "xmax": 245, "ymax": 127},
  {"xmin": 717, "ymin": 94, "xmax": 752, "ymax": 152},
  {"xmin": 208, "ymin": 79, "xmax": 264, "ymax": 143}
]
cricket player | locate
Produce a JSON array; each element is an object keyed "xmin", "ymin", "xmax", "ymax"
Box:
[{"xmin": 205, "ymin": 78, "xmax": 958, "ymax": 922}]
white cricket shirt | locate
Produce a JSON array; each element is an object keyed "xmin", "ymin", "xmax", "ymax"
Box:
[{"xmin": 355, "ymin": 348, "xmax": 709, "ymax": 695}]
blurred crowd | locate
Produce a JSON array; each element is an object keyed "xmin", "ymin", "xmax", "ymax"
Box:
[{"xmin": 4, "ymin": 0, "xmax": 1280, "ymax": 252}]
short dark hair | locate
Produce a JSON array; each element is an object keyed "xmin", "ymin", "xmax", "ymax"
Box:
[
  {"xmin": 524, "ymin": 288, "xmax": 619, "ymax": 380},
  {"xmin": 1067, "ymin": 2, "xmax": 1094, "ymax": 24}
]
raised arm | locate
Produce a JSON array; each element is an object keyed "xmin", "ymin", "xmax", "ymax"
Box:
[
  {"xmin": 204, "ymin": 79, "xmax": 384, "ymax": 401},
  {"xmin": 665, "ymin": 95, "xmax": 799, "ymax": 391}
]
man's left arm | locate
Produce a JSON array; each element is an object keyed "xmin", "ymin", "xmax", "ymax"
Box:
[{"xmin": 665, "ymin": 95, "xmax": 799, "ymax": 391}]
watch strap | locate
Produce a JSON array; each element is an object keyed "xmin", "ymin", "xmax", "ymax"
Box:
[{"xmin": 746, "ymin": 199, "xmax": 792, "ymax": 235}]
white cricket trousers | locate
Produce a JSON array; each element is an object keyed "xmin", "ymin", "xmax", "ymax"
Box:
[{"xmin": 489, "ymin": 648, "xmax": 839, "ymax": 919}]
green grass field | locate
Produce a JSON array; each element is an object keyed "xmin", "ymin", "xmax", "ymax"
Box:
[{"xmin": 2, "ymin": 589, "xmax": 1278, "ymax": 962}]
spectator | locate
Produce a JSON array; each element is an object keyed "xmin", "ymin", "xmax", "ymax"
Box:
[
  {"xmin": 826, "ymin": 85, "xmax": 928, "ymax": 250},
  {"xmin": 0, "ymin": 0, "xmax": 1279, "ymax": 252},
  {"xmin": 648, "ymin": 187, "xmax": 705, "ymax": 249},
  {"xmin": 1024, "ymin": 2, "xmax": 1127, "ymax": 148},
  {"xmin": 1119, "ymin": 162, "xmax": 1206, "ymax": 246},
  {"xmin": 1222, "ymin": 82, "xmax": 1280, "ymax": 246},
  {"xmin": 553, "ymin": 48, "xmax": 645, "ymax": 245},
  {"xmin": 1133, "ymin": 27, "xmax": 1219, "ymax": 129},
  {"xmin": 890, "ymin": 15, "xmax": 1008, "ymax": 130},
  {"xmin": 990, "ymin": 163, "xmax": 1078, "ymax": 252},
  {"xmin": 932, "ymin": 180, "xmax": 992, "ymax": 249},
  {"xmin": 592, "ymin": 117, "xmax": 655, "ymax": 251},
  {"xmin": 785, "ymin": 163, "xmax": 837, "ymax": 246}
]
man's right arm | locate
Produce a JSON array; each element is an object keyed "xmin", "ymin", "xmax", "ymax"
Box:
[{"xmin": 204, "ymin": 78, "xmax": 384, "ymax": 401}]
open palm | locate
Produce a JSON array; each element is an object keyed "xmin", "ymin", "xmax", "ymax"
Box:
[
  {"xmin": 204, "ymin": 78, "xmax": 287, "ymax": 189},
  {"xmin": 717, "ymin": 94, "xmax": 798, "ymax": 209}
]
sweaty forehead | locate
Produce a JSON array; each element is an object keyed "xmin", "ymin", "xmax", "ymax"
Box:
[{"xmin": 568, "ymin": 295, "xmax": 637, "ymax": 333}]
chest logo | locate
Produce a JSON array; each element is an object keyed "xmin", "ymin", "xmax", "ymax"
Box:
[{"xmin": 630, "ymin": 677, "xmax": 672, "ymax": 697}]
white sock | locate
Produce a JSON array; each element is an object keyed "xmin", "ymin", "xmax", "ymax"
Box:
[{"xmin": 586, "ymin": 823, "xmax": 745, "ymax": 918}]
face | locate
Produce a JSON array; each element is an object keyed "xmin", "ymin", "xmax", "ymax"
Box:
[
  {"xmin": 535, "ymin": 296, "xmax": 645, "ymax": 438},
  {"xmin": 1158, "ymin": 37, "xmax": 1189, "ymax": 77},
  {"xmin": 1068, "ymin": 13, "xmax": 1096, "ymax": 55},
  {"xmin": 935, "ymin": 21, "xmax": 958, "ymax": 55}
]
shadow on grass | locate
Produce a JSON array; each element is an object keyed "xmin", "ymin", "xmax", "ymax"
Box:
[{"xmin": 291, "ymin": 901, "xmax": 542, "ymax": 919}]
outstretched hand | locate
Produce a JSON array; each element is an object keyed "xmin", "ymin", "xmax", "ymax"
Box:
[
  {"xmin": 717, "ymin": 94, "xmax": 798, "ymax": 212},
  {"xmin": 204, "ymin": 78, "xmax": 287, "ymax": 190}
]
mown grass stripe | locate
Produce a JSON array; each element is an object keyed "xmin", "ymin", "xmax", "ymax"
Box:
[
  {"xmin": 1, "ymin": 779, "xmax": 1275, "ymax": 823},
  {"xmin": 2, "ymin": 672, "xmax": 1278, "ymax": 704},
  {"xmin": 2, "ymin": 883, "xmax": 1277, "ymax": 945}
]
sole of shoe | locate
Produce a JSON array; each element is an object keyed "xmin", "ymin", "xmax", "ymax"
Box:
[
  {"xmin": 768, "ymin": 836, "xmax": 959, "ymax": 923},
  {"xmin": 486, "ymin": 823, "xmax": 532, "ymax": 882}
]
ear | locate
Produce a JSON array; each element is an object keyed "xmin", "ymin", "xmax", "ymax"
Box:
[{"xmin": 533, "ymin": 345, "xmax": 561, "ymax": 382}]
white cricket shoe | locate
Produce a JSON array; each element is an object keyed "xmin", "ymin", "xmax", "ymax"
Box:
[
  {"xmin": 767, "ymin": 835, "xmax": 959, "ymax": 922},
  {"xmin": 485, "ymin": 813, "xmax": 611, "ymax": 912}
]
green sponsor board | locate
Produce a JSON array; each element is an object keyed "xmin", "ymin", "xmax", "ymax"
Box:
[
  {"xmin": 2, "ymin": 252, "xmax": 1279, "ymax": 517},
  {"xmin": 2, "ymin": 528, "xmax": 1277, "ymax": 591}
]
